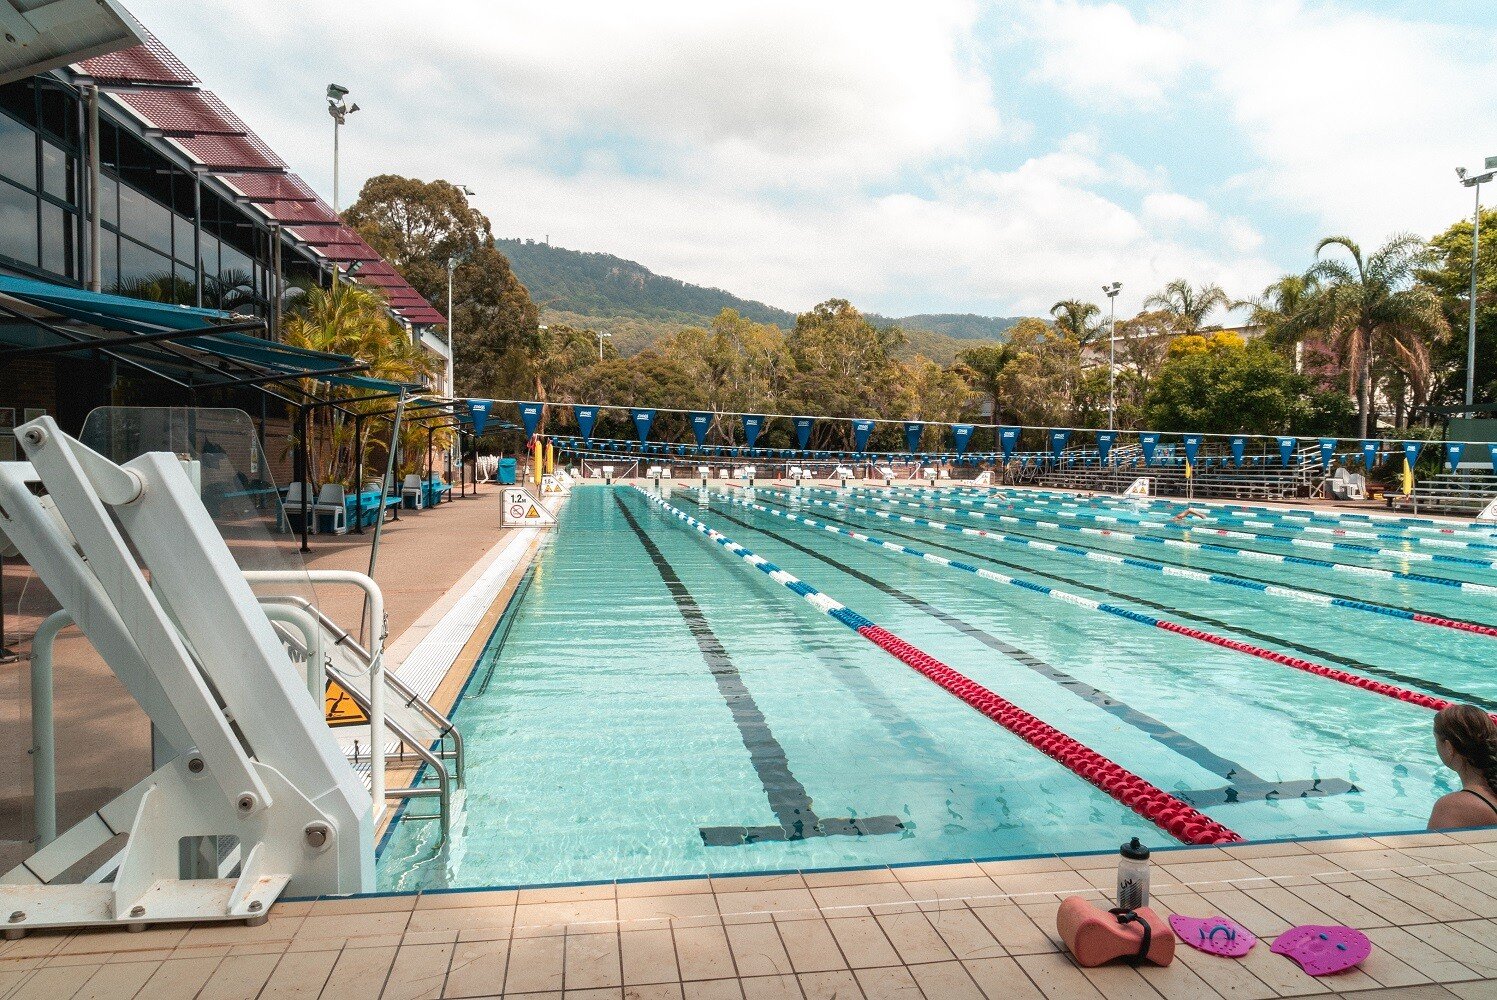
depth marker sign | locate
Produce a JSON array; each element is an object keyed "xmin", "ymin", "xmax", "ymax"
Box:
[{"xmin": 503, "ymin": 487, "xmax": 557, "ymax": 526}]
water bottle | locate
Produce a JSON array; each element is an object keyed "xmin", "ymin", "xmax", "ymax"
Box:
[{"xmin": 1117, "ymin": 837, "xmax": 1151, "ymax": 910}]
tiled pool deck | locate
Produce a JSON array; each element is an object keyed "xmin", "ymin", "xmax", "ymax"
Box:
[{"xmin": 3, "ymin": 829, "xmax": 1497, "ymax": 998}]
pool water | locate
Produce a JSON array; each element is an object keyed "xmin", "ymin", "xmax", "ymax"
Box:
[{"xmin": 376, "ymin": 484, "xmax": 1496, "ymax": 891}]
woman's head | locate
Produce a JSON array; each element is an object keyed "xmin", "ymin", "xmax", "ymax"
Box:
[{"xmin": 1434, "ymin": 705, "xmax": 1497, "ymax": 787}]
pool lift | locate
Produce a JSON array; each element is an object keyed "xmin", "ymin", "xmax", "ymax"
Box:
[{"xmin": 0, "ymin": 417, "xmax": 382, "ymax": 935}]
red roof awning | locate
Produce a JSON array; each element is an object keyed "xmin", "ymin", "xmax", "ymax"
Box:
[
  {"xmin": 256, "ymin": 199, "xmax": 339, "ymax": 224},
  {"xmin": 76, "ymin": 30, "xmax": 196, "ymax": 85},
  {"xmin": 113, "ymin": 89, "xmax": 245, "ymax": 136},
  {"xmin": 221, "ymin": 173, "xmax": 319, "ymax": 203},
  {"xmin": 173, "ymin": 133, "xmax": 285, "ymax": 171},
  {"xmin": 321, "ymin": 243, "xmax": 381, "ymax": 262},
  {"xmin": 353, "ymin": 274, "xmax": 407, "ymax": 288}
]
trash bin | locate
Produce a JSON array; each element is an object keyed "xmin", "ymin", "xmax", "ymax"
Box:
[{"xmin": 498, "ymin": 457, "xmax": 517, "ymax": 485}]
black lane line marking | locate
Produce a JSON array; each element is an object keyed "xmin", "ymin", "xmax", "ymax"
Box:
[
  {"xmin": 705, "ymin": 500, "xmax": 1354, "ymax": 807},
  {"xmin": 614, "ymin": 492, "xmax": 903, "ymax": 846},
  {"xmin": 766, "ymin": 493, "xmax": 1496, "ymax": 713}
]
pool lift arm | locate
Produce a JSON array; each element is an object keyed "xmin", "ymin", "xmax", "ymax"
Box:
[{"xmin": 0, "ymin": 417, "xmax": 373, "ymax": 936}]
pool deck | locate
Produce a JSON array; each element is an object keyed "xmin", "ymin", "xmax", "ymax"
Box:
[
  {"xmin": 3, "ymin": 828, "xmax": 1497, "ymax": 999},
  {"xmin": 3, "ymin": 481, "xmax": 1494, "ymax": 998}
]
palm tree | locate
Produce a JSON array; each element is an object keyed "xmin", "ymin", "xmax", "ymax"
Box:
[
  {"xmin": 1243, "ymin": 274, "xmax": 1319, "ymax": 344},
  {"xmin": 1299, "ymin": 234, "xmax": 1445, "ymax": 437},
  {"xmin": 955, "ymin": 341, "xmax": 1019, "ymax": 425},
  {"xmin": 1143, "ymin": 279, "xmax": 1230, "ymax": 332},
  {"xmin": 1049, "ymin": 299, "xmax": 1102, "ymax": 344}
]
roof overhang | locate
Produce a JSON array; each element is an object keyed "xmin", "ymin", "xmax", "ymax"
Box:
[{"xmin": 0, "ymin": 0, "xmax": 145, "ymax": 86}]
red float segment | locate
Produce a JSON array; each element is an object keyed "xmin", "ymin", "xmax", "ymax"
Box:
[
  {"xmin": 1410, "ymin": 614, "xmax": 1497, "ymax": 638},
  {"xmin": 1153, "ymin": 621, "xmax": 1453, "ymax": 712},
  {"xmin": 854, "ymin": 623, "xmax": 1243, "ymax": 846}
]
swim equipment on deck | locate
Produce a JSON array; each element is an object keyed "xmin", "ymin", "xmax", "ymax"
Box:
[
  {"xmin": 0, "ymin": 416, "xmax": 376, "ymax": 934},
  {"xmin": 715, "ymin": 491, "xmax": 1466, "ymax": 716},
  {"xmin": 763, "ymin": 488, "xmax": 1496, "ymax": 638},
  {"xmin": 630, "ymin": 487, "xmax": 1242, "ymax": 846}
]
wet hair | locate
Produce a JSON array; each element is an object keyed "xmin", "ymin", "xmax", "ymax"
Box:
[{"xmin": 1435, "ymin": 705, "xmax": 1497, "ymax": 790}]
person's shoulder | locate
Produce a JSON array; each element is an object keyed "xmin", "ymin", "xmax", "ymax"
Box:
[{"xmin": 1429, "ymin": 790, "xmax": 1495, "ymax": 831}]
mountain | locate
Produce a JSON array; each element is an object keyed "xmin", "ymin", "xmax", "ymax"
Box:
[{"xmin": 497, "ymin": 238, "xmax": 1023, "ymax": 360}]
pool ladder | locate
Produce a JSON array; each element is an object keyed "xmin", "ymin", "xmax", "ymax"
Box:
[{"xmin": 267, "ymin": 597, "xmax": 465, "ymax": 846}]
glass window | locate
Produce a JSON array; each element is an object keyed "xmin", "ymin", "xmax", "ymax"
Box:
[
  {"xmin": 0, "ymin": 113, "xmax": 35, "ymax": 189},
  {"xmin": 98, "ymin": 171, "xmax": 119, "ymax": 229},
  {"xmin": 39, "ymin": 201, "xmax": 75, "ymax": 278},
  {"xmin": 40, "ymin": 141, "xmax": 70, "ymax": 203},
  {"xmin": 0, "ymin": 179, "xmax": 37, "ymax": 265},
  {"xmin": 173, "ymin": 212, "xmax": 197, "ymax": 266},
  {"xmin": 98, "ymin": 228, "xmax": 119, "ymax": 292},
  {"xmin": 118, "ymin": 235, "xmax": 170, "ymax": 290},
  {"xmin": 118, "ymin": 182, "xmax": 172, "ymax": 255},
  {"xmin": 220, "ymin": 242, "xmax": 254, "ymax": 284},
  {"xmin": 198, "ymin": 233, "xmax": 219, "ymax": 278}
]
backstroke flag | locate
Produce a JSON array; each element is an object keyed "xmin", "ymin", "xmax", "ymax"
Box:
[
  {"xmin": 467, "ymin": 399, "xmax": 493, "ymax": 435},
  {"xmin": 519, "ymin": 401, "xmax": 544, "ymax": 438},
  {"xmin": 1278, "ymin": 436, "xmax": 1297, "ymax": 466},
  {"xmin": 629, "ymin": 408, "xmax": 655, "ymax": 444},
  {"xmin": 853, "ymin": 419, "xmax": 875, "ymax": 452},
  {"xmin": 742, "ymin": 414, "xmax": 765, "ymax": 449},
  {"xmin": 1140, "ymin": 432, "xmax": 1160, "ymax": 465},
  {"xmin": 1000, "ymin": 426, "xmax": 1020, "ymax": 462},
  {"xmin": 688, "ymin": 412, "xmax": 712, "ymax": 447},
  {"xmin": 905, "ymin": 421, "xmax": 925, "ymax": 453},
  {"xmin": 1361, "ymin": 440, "xmax": 1379, "ymax": 471},
  {"xmin": 1182, "ymin": 434, "xmax": 1203, "ymax": 466},
  {"xmin": 794, "ymin": 416, "xmax": 814, "ymax": 450},
  {"xmin": 1230, "ymin": 436, "xmax": 1246, "ymax": 467},
  {"xmin": 952, "ymin": 424, "xmax": 975, "ymax": 454},
  {"xmin": 574, "ymin": 405, "xmax": 597, "ymax": 440},
  {"xmin": 1319, "ymin": 438, "xmax": 1337, "ymax": 471},
  {"xmin": 1096, "ymin": 430, "xmax": 1116, "ymax": 464},
  {"xmin": 1446, "ymin": 441, "xmax": 1465, "ymax": 470},
  {"xmin": 1049, "ymin": 428, "xmax": 1072, "ymax": 460},
  {"xmin": 1402, "ymin": 440, "xmax": 1423, "ymax": 467},
  {"xmin": 1489, "ymin": 443, "xmax": 1497, "ymax": 472}
]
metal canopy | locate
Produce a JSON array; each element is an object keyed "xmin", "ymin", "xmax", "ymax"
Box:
[{"xmin": 1, "ymin": 0, "xmax": 145, "ymax": 86}]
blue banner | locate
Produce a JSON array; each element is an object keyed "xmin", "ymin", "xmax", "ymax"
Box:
[
  {"xmin": 742, "ymin": 414, "xmax": 764, "ymax": 449},
  {"xmin": 794, "ymin": 416, "xmax": 814, "ymax": 450},
  {"xmin": 853, "ymin": 419, "xmax": 875, "ymax": 452},
  {"xmin": 519, "ymin": 401, "xmax": 544, "ymax": 438},
  {"xmin": 1096, "ymin": 430, "xmax": 1116, "ymax": 465},
  {"xmin": 1048, "ymin": 428, "xmax": 1072, "ymax": 459},
  {"xmin": 1361, "ymin": 440, "xmax": 1379, "ymax": 471},
  {"xmin": 952, "ymin": 424, "xmax": 974, "ymax": 454},
  {"xmin": 904, "ymin": 421, "xmax": 925, "ymax": 453},
  {"xmin": 1319, "ymin": 438, "xmax": 1337, "ymax": 471},
  {"xmin": 1140, "ymin": 432, "xmax": 1160, "ymax": 465},
  {"xmin": 1402, "ymin": 440, "xmax": 1423, "ymax": 468},
  {"xmin": 1230, "ymin": 435, "xmax": 1246, "ymax": 467},
  {"xmin": 1446, "ymin": 442, "xmax": 1465, "ymax": 470},
  {"xmin": 1490, "ymin": 443, "xmax": 1497, "ymax": 472},
  {"xmin": 629, "ymin": 407, "xmax": 656, "ymax": 444},
  {"xmin": 1000, "ymin": 426, "xmax": 1020, "ymax": 461},
  {"xmin": 1278, "ymin": 436, "xmax": 1298, "ymax": 466},
  {"xmin": 467, "ymin": 399, "xmax": 493, "ymax": 435},
  {"xmin": 1182, "ymin": 434, "xmax": 1203, "ymax": 466},
  {"xmin": 573, "ymin": 405, "xmax": 597, "ymax": 440},
  {"xmin": 688, "ymin": 411, "xmax": 712, "ymax": 447}
]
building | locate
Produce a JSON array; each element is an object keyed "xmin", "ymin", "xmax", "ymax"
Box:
[{"xmin": 0, "ymin": 23, "xmax": 449, "ymax": 461}]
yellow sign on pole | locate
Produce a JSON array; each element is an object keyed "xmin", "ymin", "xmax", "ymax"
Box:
[{"xmin": 325, "ymin": 680, "xmax": 369, "ymax": 728}]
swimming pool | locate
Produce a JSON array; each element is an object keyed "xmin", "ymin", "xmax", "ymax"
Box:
[{"xmin": 376, "ymin": 483, "xmax": 1497, "ymax": 891}]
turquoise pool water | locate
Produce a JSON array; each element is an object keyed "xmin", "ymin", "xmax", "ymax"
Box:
[{"xmin": 376, "ymin": 484, "xmax": 1497, "ymax": 891}]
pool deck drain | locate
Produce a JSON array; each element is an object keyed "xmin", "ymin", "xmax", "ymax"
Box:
[{"xmin": 3, "ymin": 829, "xmax": 1496, "ymax": 998}]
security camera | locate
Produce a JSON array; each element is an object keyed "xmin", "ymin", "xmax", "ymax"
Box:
[
  {"xmin": 327, "ymin": 83, "xmax": 349, "ymax": 100},
  {"xmin": 1457, "ymin": 167, "xmax": 1468, "ymax": 181}
]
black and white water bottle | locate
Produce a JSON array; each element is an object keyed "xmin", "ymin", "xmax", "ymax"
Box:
[{"xmin": 1117, "ymin": 837, "xmax": 1151, "ymax": 910}]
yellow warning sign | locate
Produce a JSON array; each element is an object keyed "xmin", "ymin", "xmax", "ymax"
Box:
[
  {"xmin": 526, "ymin": 504, "xmax": 540, "ymax": 518},
  {"xmin": 325, "ymin": 681, "xmax": 369, "ymax": 728}
]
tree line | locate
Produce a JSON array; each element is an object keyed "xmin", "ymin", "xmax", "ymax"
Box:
[{"xmin": 339, "ymin": 175, "xmax": 1495, "ymax": 452}]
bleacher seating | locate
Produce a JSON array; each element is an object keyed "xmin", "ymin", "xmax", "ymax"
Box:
[
  {"xmin": 1410, "ymin": 470, "xmax": 1497, "ymax": 516},
  {"xmin": 1034, "ymin": 447, "xmax": 1318, "ymax": 500}
]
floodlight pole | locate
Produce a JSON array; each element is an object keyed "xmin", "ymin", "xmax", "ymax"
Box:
[
  {"xmin": 596, "ymin": 330, "xmax": 612, "ymax": 361},
  {"xmin": 1464, "ymin": 172, "xmax": 1488, "ymax": 411},
  {"xmin": 1104, "ymin": 281, "xmax": 1122, "ymax": 430},
  {"xmin": 446, "ymin": 257, "xmax": 456, "ymax": 397}
]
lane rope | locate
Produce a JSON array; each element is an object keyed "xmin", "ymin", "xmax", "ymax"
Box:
[{"xmin": 629, "ymin": 486, "xmax": 1243, "ymax": 846}]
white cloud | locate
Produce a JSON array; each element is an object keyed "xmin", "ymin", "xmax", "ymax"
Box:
[{"xmin": 1024, "ymin": 0, "xmax": 1190, "ymax": 107}]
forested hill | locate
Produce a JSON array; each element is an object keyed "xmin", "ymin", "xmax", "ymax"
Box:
[
  {"xmin": 496, "ymin": 238, "xmax": 1024, "ymax": 360},
  {"xmin": 495, "ymin": 239, "xmax": 796, "ymax": 327}
]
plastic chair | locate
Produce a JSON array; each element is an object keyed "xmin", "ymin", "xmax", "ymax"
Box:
[
  {"xmin": 314, "ymin": 484, "xmax": 348, "ymax": 535},
  {"xmin": 402, "ymin": 474, "xmax": 425, "ymax": 510}
]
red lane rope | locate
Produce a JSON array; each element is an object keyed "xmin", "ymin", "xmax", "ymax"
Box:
[{"xmin": 855, "ymin": 623, "xmax": 1243, "ymax": 845}]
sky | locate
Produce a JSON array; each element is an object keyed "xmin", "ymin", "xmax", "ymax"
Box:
[{"xmin": 127, "ymin": 0, "xmax": 1497, "ymax": 319}]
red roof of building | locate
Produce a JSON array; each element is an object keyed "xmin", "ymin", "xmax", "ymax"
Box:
[
  {"xmin": 221, "ymin": 174, "xmax": 320, "ymax": 203},
  {"xmin": 75, "ymin": 30, "xmax": 196, "ymax": 86}
]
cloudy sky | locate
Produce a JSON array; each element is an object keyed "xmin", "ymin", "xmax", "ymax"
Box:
[{"xmin": 128, "ymin": 0, "xmax": 1496, "ymax": 318}]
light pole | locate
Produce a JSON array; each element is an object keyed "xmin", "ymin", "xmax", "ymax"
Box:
[
  {"xmin": 327, "ymin": 84, "xmax": 359, "ymax": 213},
  {"xmin": 446, "ymin": 257, "xmax": 457, "ymax": 397},
  {"xmin": 595, "ymin": 330, "xmax": 612, "ymax": 361},
  {"xmin": 1103, "ymin": 281, "xmax": 1122, "ymax": 430},
  {"xmin": 1457, "ymin": 162, "xmax": 1495, "ymax": 412}
]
